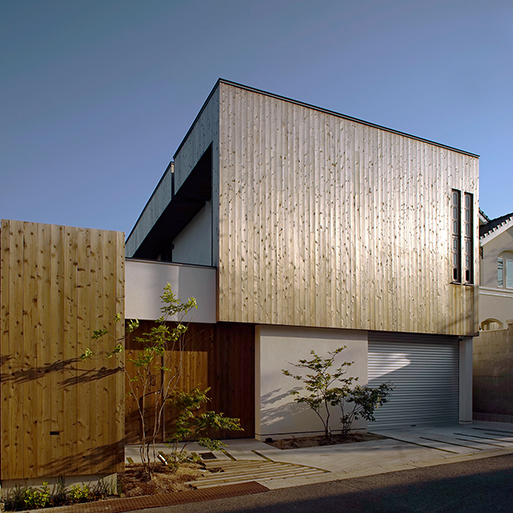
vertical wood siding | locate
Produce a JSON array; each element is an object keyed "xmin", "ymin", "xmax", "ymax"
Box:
[
  {"xmin": 174, "ymin": 87, "xmax": 220, "ymax": 265},
  {"xmin": 126, "ymin": 162, "xmax": 174, "ymax": 258},
  {"xmin": 0, "ymin": 220, "xmax": 125, "ymax": 480},
  {"xmin": 124, "ymin": 321, "xmax": 255, "ymax": 442},
  {"xmin": 217, "ymin": 84, "xmax": 479, "ymax": 335},
  {"xmin": 174, "ymin": 88, "xmax": 219, "ymax": 192}
]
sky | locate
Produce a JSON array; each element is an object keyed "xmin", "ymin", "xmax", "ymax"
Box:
[{"xmin": 1, "ymin": 0, "xmax": 512, "ymax": 236}]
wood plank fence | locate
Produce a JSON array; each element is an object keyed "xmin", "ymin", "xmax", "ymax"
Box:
[
  {"xmin": 124, "ymin": 321, "xmax": 255, "ymax": 443},
  {"xmin": 0, "ymin": 220, "xmax": 125, "ymax": 481}
]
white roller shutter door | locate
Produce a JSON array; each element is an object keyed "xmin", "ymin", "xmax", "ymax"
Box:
[{"xmin": 368, "ymin": 332, "xmax": 459, "ymax": 429}]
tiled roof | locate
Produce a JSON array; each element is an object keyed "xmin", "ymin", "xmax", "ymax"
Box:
[
  {"xmin": 479, "ymin": 209, "xmax": 490, "ymax": 223},
  {"xmin": 480, "ymin": 212, "xmax": 513, "ymax": 239}
]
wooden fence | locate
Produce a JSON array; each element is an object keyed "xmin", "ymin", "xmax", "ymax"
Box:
[
  {"xmin": 124, "ymin": 321, "xmax": 255, "ymax": 443},
  {"xmin": 0, "ymin": 220, "xmax": 125, "ymax": 481},
  {"xmin": 473, "ymin": 322, "xmax": 513, "ymax": 422}
]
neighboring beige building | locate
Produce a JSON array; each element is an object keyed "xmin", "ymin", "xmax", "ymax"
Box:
[
  {"xmin": 478, "ymin": 210, "xmax": 513, "ymax": 329},
  {"xmin": 474, "ymin": 210, "xmax": 513, "ymax": 422}
]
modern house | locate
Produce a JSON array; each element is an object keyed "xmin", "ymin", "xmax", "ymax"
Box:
[
  {"xmin": 125, "ymin": 79, "xmax": 479, "ymax": 439},
  {"xmin": 474, "ymin": 211, "xmax": 513, "ymax": 422},
  {"xmin": 0, "ymin": 81, "xmax": 481, "ymax": 490}
]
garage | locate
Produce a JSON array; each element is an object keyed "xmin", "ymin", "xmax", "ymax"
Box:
[{"xmin": 368, "ymin": 332, "xmax": 459, "ymax": 429}]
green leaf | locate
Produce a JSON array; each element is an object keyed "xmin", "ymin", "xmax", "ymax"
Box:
[{"xmin": 80, "ymin": 348, "xmax": 93, "ymax": 360}]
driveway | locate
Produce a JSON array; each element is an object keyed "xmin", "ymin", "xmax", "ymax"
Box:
[{"xmin": 125, "ymin": 421, "xmax": 513, "ymax": 490}]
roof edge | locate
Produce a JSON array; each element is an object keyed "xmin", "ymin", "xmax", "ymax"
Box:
[
  {"xmin": 214, "ymin": 79, "xmax": 479, "ymax": 158},
  {"xmin": 480, "ymin": 214, "xmax": 513, "ymax": 244},
  {"xmin": 126, "ymin": 160, "xmax": 174, "ymax": 247},
  {"xmin": 173, "ymin": 79, "xmax": 222, "ymax": 159}
]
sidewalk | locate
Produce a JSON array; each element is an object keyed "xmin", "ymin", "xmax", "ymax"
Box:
[
  {"xmin": 125, "ymin": 421, "xmax": 513, "ymax": 490},
  {"xmin": 41, "ymin": 422, "xmax": 513, "ymax": 513}
]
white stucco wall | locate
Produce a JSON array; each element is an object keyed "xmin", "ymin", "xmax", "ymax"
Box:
[
  {"xmin": 479, "ymin": 288, "xmax": 513, "ymax": 327},
  {"xmin": 255, "ymin": 325, "xmax": 368, "ymax": 440},
  {"xmin": 172, "ymin": 201, "xmax": 213, "ymax": 266},
  {"xmin": 125, "ymin": 259, "xmax": 216, "ymax": 323},
  {"xmin": 480, "ymin": 225, "xmax": 513, "ymax": 289}
]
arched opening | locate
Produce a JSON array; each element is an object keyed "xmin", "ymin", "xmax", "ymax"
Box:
[{"xmin": 481, "ymin": 318, "xmax": 503, "ymax": 331}]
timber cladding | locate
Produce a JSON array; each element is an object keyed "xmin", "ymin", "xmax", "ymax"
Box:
[
  {"xmin": 214, "ymin": 82, "xmax": 479, "ymax": 335},
  {"xmin": 0, "ymin": 220, "xmax": 125, "ymax": 480},
  {"xmin": 124, "ymin": 321, "xmax": 255, "ymax": 443}
]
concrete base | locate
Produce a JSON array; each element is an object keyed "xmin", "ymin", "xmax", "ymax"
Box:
[{"xmin": 474, "ymin": 412, "xmax": 513, "ymax": 423}]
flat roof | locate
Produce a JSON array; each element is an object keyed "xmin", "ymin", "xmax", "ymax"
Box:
[{"xmin": 174, "ymin": 78, "xmax": 480, "ymax": 159}]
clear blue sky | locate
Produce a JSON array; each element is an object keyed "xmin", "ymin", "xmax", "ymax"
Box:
[{"xmin": 2, "ymin": 0, "xmax": 512, "ymax": 235}]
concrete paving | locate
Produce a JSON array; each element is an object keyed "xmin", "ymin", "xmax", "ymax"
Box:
[
  {"xmin": 124, "ymin": 421, "xmax": 513, "ymax": 491},
  {"xmin": 149, "ymin": 453, "xmax": 513, "ymax": 513}
]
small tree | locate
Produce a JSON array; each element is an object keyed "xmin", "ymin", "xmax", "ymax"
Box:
[
  {"xmin": 83, "ymin": 284, "xmax": 241, "ymax": 478},
  {"xmin": 283, "ymin": 347, "xmax": 393, "ymax": 437},
  {"xmin": 282, "ymin": 347, "xmax": 356, "ymax": 438}
]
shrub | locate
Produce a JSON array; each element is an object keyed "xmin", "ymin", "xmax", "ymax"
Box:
[
  {"xmin": 166, "ymin": 386, "xmax": 243, "ymax": 460},
  {"xmin": 24, "ymin": 482, "xmax": 51, "ymax": 509},
  {"xmin": 338, "ymin": 382, "xmax": 394, "ymax": 435},
  {"xmin": 68, "ymin": 484, "xmax": 91, "ymax": 503},
  {"xmin": 283, "ymin": 347, "xmax": 393, "ymax": 437},
  {"xmin": 3, "ymin": 480, "xmax": 111, "ymax": 511}
]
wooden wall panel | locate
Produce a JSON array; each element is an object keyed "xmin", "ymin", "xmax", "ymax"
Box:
[
  {"xmin": 125, "ymin": 321, "xmax": 254, "ymax": 443},
  {"xmin": 124, "ymin": 320, "xmax": 163, "ymax": 445},
  {"xmin": 209, "ymin": 323, "xmax": 255, "ymax": 439},
  {"xmin": 0, "ymin": 220, "xmax": 125, "ymax": 480},
  {"xmin": 174, "ymin": 88, "xmax": 219, "ymax": 193},
  {"xmin": 217, "ymin": 83, "xmax": 479, "ymax": 336}
]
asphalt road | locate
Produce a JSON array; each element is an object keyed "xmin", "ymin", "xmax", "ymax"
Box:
[{"xmin": 141, "ymin": 453, "xmax": 513, "ymax": 512}]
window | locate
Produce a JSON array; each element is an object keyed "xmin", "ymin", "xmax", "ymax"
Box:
[
  {"xmin": 498, "ymin": 253, "xmax": 513, "ymax": 288},
  {"xmin": 451, "ymin": 190, "xmax": 461, "ymax": 282},
  {"xmin": 451, "ymin": 189, "xmax": 474, "ymax": 284},
  {"xmin": 498, "ymin": 257, "xmax": 504, "ymax": 287},
  {"xmin": 463, "ymin": 193, "xmax": 473, "ymax": 284}
]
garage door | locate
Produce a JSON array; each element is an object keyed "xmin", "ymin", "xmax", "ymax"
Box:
[{"xmin": 368, "ymin": 332, "xmax": 459, "ymax": 429}]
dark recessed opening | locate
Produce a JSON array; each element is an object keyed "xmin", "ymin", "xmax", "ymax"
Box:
[
  {"xmin": 133, "ymin": 144, "xmax": 213, "ymax": 261},
  {"xmin": 199, "ymin": 452, "xmax": 217, "ymax": 460}
]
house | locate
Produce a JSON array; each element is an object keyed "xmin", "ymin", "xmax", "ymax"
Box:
[
  {"xmin": 477, "ymin": 210, "xmax": 513, "ymax": 331},
  {"xmin": 125, "ymin": 79, "xmax": 479, "ymax": 439},
  {"xmin": 473, "ymin": 210, "xmax": 513, "ymax": 422}
]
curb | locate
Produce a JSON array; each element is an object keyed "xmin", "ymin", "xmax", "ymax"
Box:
[{"xmin": 15, "ymin": 482, "xmax": 269, "ymax": 513}]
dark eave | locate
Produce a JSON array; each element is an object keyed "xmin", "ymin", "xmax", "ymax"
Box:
[{"xmin": 132, "ymin": 146, "xmax": 212, "ymax": 260}]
